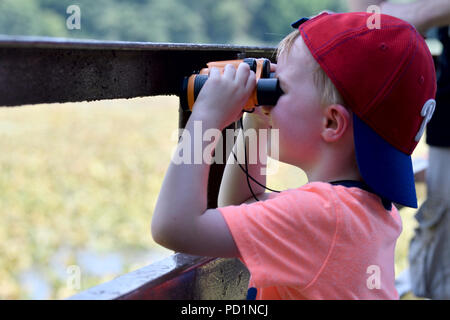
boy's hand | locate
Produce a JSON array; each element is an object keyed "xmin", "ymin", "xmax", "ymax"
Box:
[{"xmin": 192, "ymin": 62, "xmax": 256, "ymax": 129}]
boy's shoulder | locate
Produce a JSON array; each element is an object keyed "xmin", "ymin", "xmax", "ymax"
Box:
[
  {"xmin": 243, "ymin": 181, "xmax": 335, "ymax": 204},
  {"xmin": 256, "ymin": 181, "xmax": 358, "ymax": 200}
]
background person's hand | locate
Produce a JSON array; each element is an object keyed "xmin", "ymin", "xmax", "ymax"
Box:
[{"xmin": 379, "ymin": 1, "xmax": 428, "ymax": 36}]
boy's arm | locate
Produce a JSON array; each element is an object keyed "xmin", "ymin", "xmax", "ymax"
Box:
[
  {"xmin": 151, "ymin": 63, "xmax": 256, "ymax": 258},
  {"xmin": 217, "ymin": 112, "xmax": 271, "ymax": 207}
]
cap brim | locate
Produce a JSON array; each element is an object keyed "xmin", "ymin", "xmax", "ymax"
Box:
[{"xmin": 353, "ymin": 114, "xmax": 418, "ymax": 208}]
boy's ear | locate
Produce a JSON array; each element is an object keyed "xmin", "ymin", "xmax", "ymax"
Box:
[{"xmin": 321, "ymin": 104, "xmax": 351, "ymax": 143}]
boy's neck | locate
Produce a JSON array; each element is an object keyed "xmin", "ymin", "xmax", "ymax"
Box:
[
  {"xmin": 305, "ymin": 154, "xmax": 363, "ymax": 184},
  {"xmin": 308, "ymin": 172, "xmax": 364, "ymax": 184}
]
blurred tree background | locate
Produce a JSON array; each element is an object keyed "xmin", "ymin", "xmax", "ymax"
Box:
[{"xmin": 0, "ymin": 0, "xmax": 348, "ymax": 45}]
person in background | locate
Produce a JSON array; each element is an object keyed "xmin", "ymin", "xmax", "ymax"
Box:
[{"xmin": 349, "ymin": 0, "xmax": 450, "ymax": 299}]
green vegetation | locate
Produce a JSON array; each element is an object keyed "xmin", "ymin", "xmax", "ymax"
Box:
[
  {"xmin": 0, "ymin": 97, "xmax": 178, "ymax": 298},
  {"xmin": 0, "ymin": 0, "xmax": 347, "ymax": 45}
]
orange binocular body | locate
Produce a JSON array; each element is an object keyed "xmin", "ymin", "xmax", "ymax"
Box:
[{"xmin": 180, "ymin": 58, "xmax": 282, "ymax": 111}]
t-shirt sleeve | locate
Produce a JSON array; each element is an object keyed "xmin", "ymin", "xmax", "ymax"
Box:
[{"xmin": 217, "ymin": 184, "xmax": 338, "ymax": 289}]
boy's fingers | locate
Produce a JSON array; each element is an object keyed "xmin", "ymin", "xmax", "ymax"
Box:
[
  {"xmin": 245, "ymin": 71, "xmax": 257, "ymax": 92},
  {"xmin": 270, "ymin": 63, "xmax": 277, "ymax": 73},
  {"xmin": 236, "ymin": 62, "xmax": 250, "ymax": 84},
  {"xmin": 209, "ymin": 67, "xmax": 221, "ymax": 79},
  {"xmin": 223, "ymin": 64, "xmax": 236, "ymax": 80}
]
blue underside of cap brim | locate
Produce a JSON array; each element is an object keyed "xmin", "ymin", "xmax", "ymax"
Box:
[{"xmin": 353, "ymin": 114, "xmax": 417, "ymax": 208}]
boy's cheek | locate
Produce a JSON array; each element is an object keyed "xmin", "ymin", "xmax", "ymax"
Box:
[{"xmin": 276, "ymin": 119, "xmax": 322, "ymax": 161}]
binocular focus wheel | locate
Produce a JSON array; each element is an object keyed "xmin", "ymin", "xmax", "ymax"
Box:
[
  {"xmin": 242, "ymin": 58, "xmax": 270, "ymax": 78},
  {"xmin": 243, "ymin": 58, "xmax": 257, "ymax": 72}
]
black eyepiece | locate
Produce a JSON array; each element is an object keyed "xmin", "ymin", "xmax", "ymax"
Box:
[
  {"xmin": 194, "ymin": 75, "xmax": 209, "ymax": 100},
  {"xmin": 256, "ymin": 78, "xmax": 283, "ymax": 106}
]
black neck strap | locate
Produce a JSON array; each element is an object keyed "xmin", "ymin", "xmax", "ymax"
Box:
[{"xmin": 329, "ymin": 180, "xmax": 392, "ymax": 211}]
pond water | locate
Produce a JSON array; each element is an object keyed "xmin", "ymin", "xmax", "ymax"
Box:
[{"xmin": 18, "ymin": 246, "xmax": 172, "ymax": 299}]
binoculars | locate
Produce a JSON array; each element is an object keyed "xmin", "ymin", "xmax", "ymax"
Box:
[{"xmin": 180, "ymin": 58, "xmax": 283, "ymax": 111}]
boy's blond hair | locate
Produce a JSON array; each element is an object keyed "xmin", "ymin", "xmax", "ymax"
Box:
[{"xmin": 277, "ymin": 30, "xmax": 346, "ymax": 108}]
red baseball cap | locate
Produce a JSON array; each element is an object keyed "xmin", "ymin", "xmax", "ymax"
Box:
[{"xmin": 293, "ymin": 12, "xmax": 437, "ymax": 208}]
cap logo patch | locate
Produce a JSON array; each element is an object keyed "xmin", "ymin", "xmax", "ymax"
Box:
[{"xmin": 415, "ymin": 99, "xmax": 436, "ymax": 142}]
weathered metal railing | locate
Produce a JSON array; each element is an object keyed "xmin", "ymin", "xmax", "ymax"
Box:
[
  {"xmin": 69, "ymin": 254, "xmax": 250, "ymax": 300},
  {"xmin": 0, "ymin": 35, "xmax": 276, "ymax": 299},
  {"xmin": 0, "ymin": 35, "xmax": 276, "ymax": 106},
  {"xmin": 0, "ymin": 35, "xmax": 430, "ymax": 300}
]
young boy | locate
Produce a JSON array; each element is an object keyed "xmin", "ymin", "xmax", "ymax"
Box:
[{"xmin": 151, "ymin": 12, "xmax": 437, "ymax": 299}]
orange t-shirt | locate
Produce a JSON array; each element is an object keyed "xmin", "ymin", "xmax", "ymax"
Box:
[{"xmin": 218, "ymin": 181, "xmax": 402, "ymax": 300}]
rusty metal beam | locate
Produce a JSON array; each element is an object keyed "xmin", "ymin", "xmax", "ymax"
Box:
[
  {"xmin": 68, "ymin": 254, "xmax": 250, "ymax": 300},
  {"xmin": 0, "ymin": 35, "xmax": 276, "ymax": 107}
]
